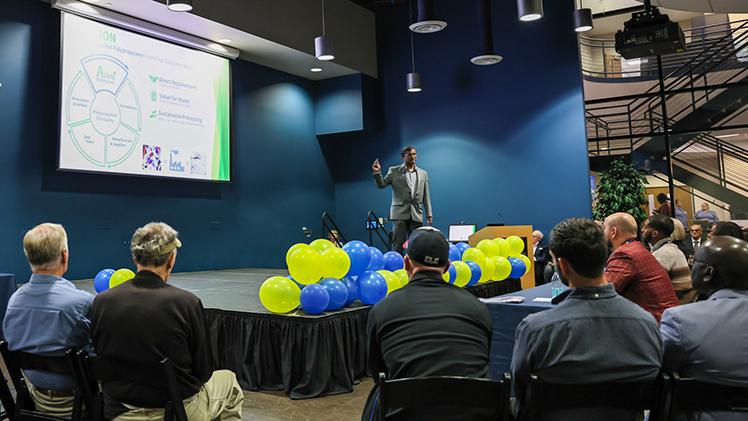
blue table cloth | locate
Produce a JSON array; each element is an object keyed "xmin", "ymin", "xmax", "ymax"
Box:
[
  {"xmin": 485, "ymin": 283, "xmax": 556, "ymax": 381},
  {"xmin": 0, "ymin": 273, "xmax": 17, "ymax": 339}
]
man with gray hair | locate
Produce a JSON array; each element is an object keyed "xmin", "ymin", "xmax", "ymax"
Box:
[
  {"xmin": 90, "ymin": 222, "xmax": 243, "ymax": 421},
  {"xmin": 3, "ymin": 223, "xmax": 94, "ymax": 417}
]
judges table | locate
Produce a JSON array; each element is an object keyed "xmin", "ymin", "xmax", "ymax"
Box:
[
  {"xmin": 0, "ymin": 274, "xmax": 17, "ymax": 339},
  {"xmin": 484, "ymin": 283, "xmax": 555, "ymax": 380}
]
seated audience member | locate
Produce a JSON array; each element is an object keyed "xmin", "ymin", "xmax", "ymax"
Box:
[
  {"xmin": 328, "ymin": 230, "xmax": 344, "ymax": 247},
  {"xmin": 642, "ymin": 215, "xmax": 697, "ymax": 304},
  {"xmin": 694, "ymin": 203, "xmax": 719, "ymax": 225},
  {"xmin": 603, "ymin": 212, "xmax": 679, "ymax": 323},
  {"xmin": 511, "ymin": 218, "xmax": 663, "ymax": 421},
  {"xmin": 708, "ymin": 221, "xmax": 745, "ymax": 240},
  {"xmin": 654, "ymin": 193, "xmax": 672, "ymax": 217},
  {"xmin": 90, "ymin": 222, "xmax": 243, "ymax": 421},
  {"xmin": 532, "ymin": 230, "xmax": 550, "ymax": 286},
  {"xmin": 670, "ymin": 218, "xmax": 693, "ymax": 263},
  {"xmin": 362, "ymin": 227, "xmax": 492, "ymax": 421},
  {"xmin": 3, "ymin": 223, "xmax": 94, "ymax": 417},
  {"xmin": 674, "ymin": 199, "xmax": 688, "ymax": 230},
  {"xmin": 661, "ymin": 236, "xmax": 748, "ymax": 421}
]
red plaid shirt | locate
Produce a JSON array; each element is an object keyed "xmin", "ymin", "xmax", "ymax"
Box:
[{"xmin": 606, "ymin": 240, "xmax": 679, "ymax": 323}]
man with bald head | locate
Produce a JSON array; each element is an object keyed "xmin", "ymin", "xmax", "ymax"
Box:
[
  {"xmin": 661, "ymin": 236, "xmax": 748, "ymax": 421},
  {"xmin": 603, "ymin": 212, "xmax": 679, "ymax": 323}
]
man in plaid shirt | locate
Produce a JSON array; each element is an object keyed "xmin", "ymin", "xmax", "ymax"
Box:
[{"xmin": 603, "ymin": 212, "xmax": 679, "ymax": 323}]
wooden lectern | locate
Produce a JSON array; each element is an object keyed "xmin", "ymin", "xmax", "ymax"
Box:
[{"xmin": 469, "ymin": 225, "xmax": 534, "ymax": 291}]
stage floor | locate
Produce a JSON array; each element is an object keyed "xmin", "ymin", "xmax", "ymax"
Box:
[{"xmin": 74, "ymin": 268, "xmax": 369, "ymax": 316}]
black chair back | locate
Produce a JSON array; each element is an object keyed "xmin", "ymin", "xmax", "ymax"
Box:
[
  {"xmin": 522, "ymin": 373, "xmax": 671, "ymax": 421},
  {"xmin": 0, "ymin": 341, "xmax": 83, "ymax": 421},
  {"xmin": 73, "ymin": 351, "xmax": 188, "ymax": 421},
  {"xmin": 667, "ymin": 373, "xmax": 748, "ymax": 419},
  {"xmin": 377, "ymin": 372, "xmax": 512, "ymax": 421}
]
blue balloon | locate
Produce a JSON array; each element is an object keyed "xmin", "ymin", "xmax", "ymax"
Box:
[
  {"xmin": 448, "ymin": 243, "xmax": 461, "ymax": 263},
  {"xmin": 508, "ymin": 257, "xmax": 526, "ymax": 279},
  {"xmin": 357, "ymin": 271, "xmax": 388, "ymax": 305},
  {"xmin": 342, "ymin": 276, "xmax": 358, "ymax": 306},
  {"xmin": 299, "ymin": 284, "xmax": 330, "ymax": 314},
  {"xmin": 367, "ymin": 247, "xmax": 385, "ymax": 271},
  {"xmin": 446, "ymin": 264, "xmax": 457, "ymax": 284},
  {"xmin": 343, "ymin": 241, "xmax": 373, "ymax": 278},
  {"xmin": 321, "ymin": 278, "xmax": 348, "ymax": 311},
  {"xmin": 286, "ymin": 275, "xmax": 305, "ymax": 290},
  {"xmin": 382, "ymin": 251, "xmax": 404, "ymax": 272},
  {"xmin": 464, "ymin": 261, "xmax": 482, "ymax": 287},
  {"xmin": 94, "ymin": 269, "xmax": 115, "ymax": 293},
  {"xmin": 455, "ymin": 242, "xmax": 470, "ymax": 259}
]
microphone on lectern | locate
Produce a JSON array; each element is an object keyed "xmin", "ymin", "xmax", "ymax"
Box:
[{"xmin": 497, "ymin": 213, "xmax": 507, "ymax": 226}]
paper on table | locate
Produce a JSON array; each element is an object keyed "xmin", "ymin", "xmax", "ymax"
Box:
[{"xmin": 533, "ymin": 297, "xmax": 553, "ymax": 302}]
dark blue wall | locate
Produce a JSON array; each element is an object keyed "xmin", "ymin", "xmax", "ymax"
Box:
[
  {"xmin": 1, "ymin": 0, "xmax": 591, "ymax": 280},
  {"xmin": 0, "ymin": 0, "xmax": 335, "ymax": 281},
  {"xmin": 320, "ymin": 0, "xmax": 592, "ymax": 248}
]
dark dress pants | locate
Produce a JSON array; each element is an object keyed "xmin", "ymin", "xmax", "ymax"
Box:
[{"xmin": 391, "ymin": 219, "xmax": 423, "ymax": 254}]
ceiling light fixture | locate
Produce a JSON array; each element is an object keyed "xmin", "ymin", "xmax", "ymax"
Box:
[
  {"xmin": 315, "ymin": 0, "xmax": 335, "ymax": 60},
  {"xmin": 517, "ymin": 0, "xmax": 543, "ymax": 22},
  {"xmin": 409, "ymin": 0, "xmax": 446, "ymax": 34},
  {"xmin": 311, "ymin": 67, "xmax": 323, "ymax": 73},
  {"xmin": 166, "ymin": 0, "xmax": 192, "ymax": 12},
  {"xmin": 715, "ymin": 134, "xmax": 739, "ymax": 138},
  {"xmin": 572, "ymin": 0, "xmax": 593, "ymax": 32},
  {"xmin": 471, "ymin": 0, "xmax": 502, "ymax": 66},
  {"xmin": 407, "ymin": 1, "xmax": 422, "ymax": 92},
  {"xmin": 217, "ymin": 38, "xmax": 232, "ymax": 44}
]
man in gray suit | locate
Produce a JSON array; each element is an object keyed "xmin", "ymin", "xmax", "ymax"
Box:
[{"xmin": 373, "ymin": 146, "xmax": 433, "ymax": 254}]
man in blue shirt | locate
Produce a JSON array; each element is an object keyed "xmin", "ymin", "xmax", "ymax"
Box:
[
  {"xmin": 511, "ymin": 218, "xmax": 663, "ymax": 421},
  {"xmin": 661, "ymin": 236, "xmax": 748, "ymax": 421},
  {"xmin": 3, "ymin": 223, "xmax": 94, "ymax": 417}
]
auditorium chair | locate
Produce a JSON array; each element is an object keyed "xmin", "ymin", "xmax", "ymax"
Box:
[
  {"xmin": 520, "ymin": 373, "xmax": 671, "ymax": 421},
  {"xmin": 667, "ymin": 373, "xmax": 748, "ymax": 420},
  {"xmin": 73, "ymin": 350, "xmax": 188, "ymax": 421},
  {"xmin": 377, "ymin": 372, "xmax": 512, "ymax": 420},
  {"xmin": 0, "ymin": 341, "xmax": 85, "ymax": 421}
]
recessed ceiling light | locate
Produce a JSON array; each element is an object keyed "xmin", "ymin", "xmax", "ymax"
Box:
[
  {"xmin": 311, "ymin": 68, "xmax": 322, "ymax": 73},
  {"xmin": 217, "ymin": 38, "xmax": 232, "ymax": 44},
  {"xmin": 715, "ymin": 134, "xmax": 739, "ymax": 138}
]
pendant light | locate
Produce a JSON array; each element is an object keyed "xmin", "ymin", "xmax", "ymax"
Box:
[
  {"xmin": 573, "ymin": 0, "xmax": 593, "ymax": 32},
  {"xmin": 409, "ymin": 0, "xmax": 447, "ymax": 34},
  {"xmin": 315, "ymin": 0, "xmax": 335, "ymax": 60},
  {"xmin": 471, "ymin": 0, "xmax": 502, "ymax": 65},
  {"xmin": 407, "ymin": 1, "xmax": 422, "ymax": 92},
  {"xmin": 517, "ymin": 0, "xmax": 543, "ymax": 22}
]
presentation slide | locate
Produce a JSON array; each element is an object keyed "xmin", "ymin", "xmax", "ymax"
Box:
[{"xmin": 58, "ymin": 13, "xmax": 231, "ymax": 181}]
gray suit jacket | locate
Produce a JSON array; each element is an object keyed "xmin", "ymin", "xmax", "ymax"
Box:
[{"xmin": 373, "ymin": 164, "xmax": 432, "ymax": 222}]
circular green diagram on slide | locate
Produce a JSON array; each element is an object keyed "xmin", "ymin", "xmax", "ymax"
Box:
[{"xmin": 65, "ymin": 54, "xmax": 141, "ymax": 168}]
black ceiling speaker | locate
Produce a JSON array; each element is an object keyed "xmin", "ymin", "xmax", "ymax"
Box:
[
  {"xmin": 409, "ymin": 0, "xmax": 447, "ymax": 33},
  {"xmin": 471, "ymin": 0, "xmax": 502, "ymax": 65}
]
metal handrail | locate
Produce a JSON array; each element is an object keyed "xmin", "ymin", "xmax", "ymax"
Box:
[
  {"xmin": 322, "ymin": 212, "xmax": 347, "ymax": 245},
  {"xmin": 367, "ymin": 211, "xmax": 391, "ymax": 250}
]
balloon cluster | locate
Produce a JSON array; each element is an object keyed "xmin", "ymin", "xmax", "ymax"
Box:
[
  {"xmin": 443, "ymin": 235, "xmax": 531, "ymax": 287},
  {"xmin": 259, "ymin": 239, "xmax": 409, "ymax": 314},
  {"xmin": 93, "ymin": 268, "xmax": 135, "ymax": 293}
]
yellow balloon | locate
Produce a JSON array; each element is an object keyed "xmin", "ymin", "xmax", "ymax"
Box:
[
  {"xmin": 476, "ymin": 239, "xmax": 500, "ymax": 258},
  {"xmin": 286, "ymin": 243, "xmax": 310, "ymax": 266},
  {"xmin": 310, "ymin": 238, "xmax": 334, "ymax": 254},
  {"xmin": 491, "ymin": 256, "xmax": 512, "ymax": 281},
  {"xmin": 518, "ymin": 254, "xmax": 532, "ymax": 277},
  {"xmin": 378, "ymin": 270, "xmax": 400, "ymax": 295},
  {"xmin": 443, "ymin": 269, "xmax": 450, "ymax": 283},
  {"xmin": 492, "ymin": 238, "xmax": 512, "ymax": 258},
  {"xmin": 259, "ymin": 276, "xmax": 301, "ymax": 313},
  {"xmin": 393, "ymin": 269, "xmax": 409, "ymax": 287},
  {"xmin": 451, "ymin": 261, "xmax": 471, "ymax": 287},
  {"xmin": 109, "ymin": 268, "xmax": 135, "ymax": 288},
  {"xmin": 506, "ymin": 235, "xmax": 525, "ymax": 255},
  {"xmin": 321, "ymin": 247, "xmax": 351, "ymax": 279},
  {"xmin": 479, "ymin": 257, "xmax": 495, "ymax": 283},
  {"xmin": 288, "ymin": 247, "xmax": 323, "ymax": 285},
  {"xmin": 462, "ymin": 248, "xmax": 487, "ymax": 270}
]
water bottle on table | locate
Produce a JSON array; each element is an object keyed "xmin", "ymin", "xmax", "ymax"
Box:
[{"xmin": 551, "ymin": 268, "xmax": 564, "ymax": 298}]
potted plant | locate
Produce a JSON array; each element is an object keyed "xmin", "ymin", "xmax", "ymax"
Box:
[{"xmin": 592, "ymin": 158, "xmax": 649, "ymax": 225}]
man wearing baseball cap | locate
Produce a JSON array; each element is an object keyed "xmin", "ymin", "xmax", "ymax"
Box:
[{"xmin": 362, "ymin": 227, "xmax": 492, "ymax": 420}]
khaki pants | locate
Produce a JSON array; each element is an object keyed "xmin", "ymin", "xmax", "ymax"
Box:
[
  {"xmin": 28, "ymin": 382, "xmax": 76, "ymax": 418},
  {"xmin": 113, "ymin": 370, "xmax": 243, "ymax": 421}
]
